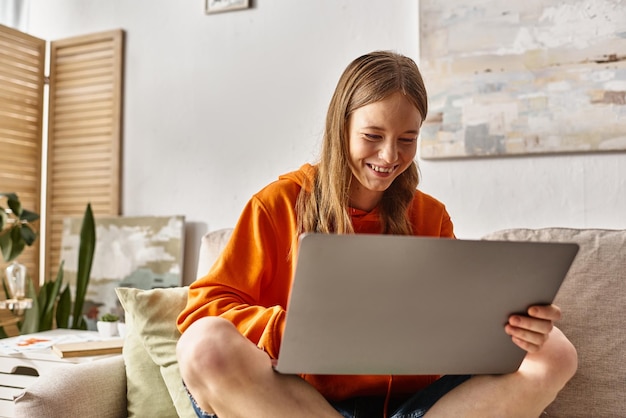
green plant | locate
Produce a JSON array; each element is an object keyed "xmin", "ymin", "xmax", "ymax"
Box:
[
  {"xmin": 0, "ymin": 197, "xmax": 96, "ymax": 336},
  {"xmin": 0, "ymin": 193, "xmax": 39, "ymax": 262},
  {"xmin": 99, "ymin": 313, "xmax": 119, "ymax": 322},
  {"xmin": 29, "ymin": 203, "xmax": 95, "ymax": 332}
]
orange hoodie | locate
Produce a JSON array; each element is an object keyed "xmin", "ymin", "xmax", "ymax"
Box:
[{"xmin": 177, "ymin": 163, "xmax": 455, "ymax": 401}]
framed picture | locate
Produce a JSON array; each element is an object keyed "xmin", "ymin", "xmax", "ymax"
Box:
[
  {"xmin": 419, "ymin": 0, "xmax": 626, "ymax": 159},
  {"xmin": 60, "ymin": 215, "xmax": 185, "ymax": 328},
  {"xmin": 206, "ymin": 0, "xmax": 249, "ymax": 14}
]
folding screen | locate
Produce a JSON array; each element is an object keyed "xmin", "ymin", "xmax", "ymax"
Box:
[
  {"xmin": 0, "ymin": 25, "xmax": 123, "ymax": 286},
  {"xmin": 0, "ymin": 25, "xmax": 45, "ymax": 284}
]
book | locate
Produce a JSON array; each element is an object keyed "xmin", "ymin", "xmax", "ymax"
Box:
[{"xmin": 52, "ymin": 339, "xmax": 123, "ymax": 358}]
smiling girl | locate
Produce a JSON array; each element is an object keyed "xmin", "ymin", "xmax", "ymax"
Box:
[{"xmin": 176, "ymin": 51, "xmax": 577, "ymax": 418}]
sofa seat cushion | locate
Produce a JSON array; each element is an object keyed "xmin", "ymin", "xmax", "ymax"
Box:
[{"xmin": 483, "ymin": 228, "xmax": 626, "ymax": 417}]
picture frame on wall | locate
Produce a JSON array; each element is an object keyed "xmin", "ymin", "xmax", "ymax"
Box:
[
  {"xmin": 418, "ymin": 0, "xmax": 626, "ymax": 160},
  {"xmin": 60, "ymin": 215, "xmax": 185, "ymax": 328},
  {"xmin": 206, "ymin": 0, "xmax": 249, "ymax": 14}
]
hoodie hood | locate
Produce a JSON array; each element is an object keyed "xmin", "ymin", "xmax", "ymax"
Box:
[{"xmin": 278, "ymin": 163, "xmax": 317, "ymax": 192}]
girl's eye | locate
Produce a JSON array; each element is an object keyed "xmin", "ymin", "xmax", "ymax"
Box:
[
  {"xmin": 364, "ymin": 134, "xmax": 382, "ymax": 141},
  {"xmin": 399, "ymin": 137, "xmax": 417, "ymax": 144}
]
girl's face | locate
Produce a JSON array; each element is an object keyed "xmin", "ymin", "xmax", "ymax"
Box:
[{"xmin": 347, "ymin": 92, "xmax": 422, "ymax": 211}]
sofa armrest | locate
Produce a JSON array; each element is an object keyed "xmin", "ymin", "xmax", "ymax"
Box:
[
  {"xmin": 196, "ymin": 228, "xmax": 233, "ymax": 279},
  {"xmin": 14, "ymin": 355, "xmax": 126, "ymax": 418}
]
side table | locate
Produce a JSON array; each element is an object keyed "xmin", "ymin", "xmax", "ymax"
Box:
[{"xmin": 0, "ymin": 329, "xmax": 122, "ymax": 418}]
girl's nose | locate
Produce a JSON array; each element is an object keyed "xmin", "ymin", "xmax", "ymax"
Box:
[{"xmin": 379, "ymin": 140, "xmax": 398, "ymax": 163}]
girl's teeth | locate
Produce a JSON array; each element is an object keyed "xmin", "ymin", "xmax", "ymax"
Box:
[{"xmin": 371, "ymin": 165, "xmax": 393, "ymax": 173}]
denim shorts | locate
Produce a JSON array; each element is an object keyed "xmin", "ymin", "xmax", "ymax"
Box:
[{"xmin": 187, "ymin": 375, "xmax": 471, "ymax": 418}]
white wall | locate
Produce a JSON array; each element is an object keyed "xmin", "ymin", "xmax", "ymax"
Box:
[{"xmin": 23, "ymin": 0, "xmax": 626, "ymax": 284}]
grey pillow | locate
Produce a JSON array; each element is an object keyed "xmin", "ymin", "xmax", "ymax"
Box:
[
  {"xmin": 483, "ymin": 228, "xmax": 626, "ymax": 417},
  {"xmin": 14, "ymin": 355, "xmax": 127, "ymax": 418}
]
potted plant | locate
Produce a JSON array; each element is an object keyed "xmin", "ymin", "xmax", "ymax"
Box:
[
  {"xmin": 0, "ymin": 192, "xmax": 39, "ymax": 301},
  {"xmin": 20, "ymin": 202, "xmax": 96, "ymax": 335},
  {"xmin": 96, "ymin": 313, "xmax": 119, "ymax": 338},
  {"xmin": 0, "ymin": 192, "xmax": 97, "ymax": 338},
  {"xmin": 117, "ymin": 319, "xmax": 127, "ymax": 338}
]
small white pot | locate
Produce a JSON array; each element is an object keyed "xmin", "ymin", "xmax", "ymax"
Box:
[
  {"xmin": 117, "ymin": 322, "xmax": 127, "ymax": 338},
  {"xmin": 97, "ymin": 321, "xmax": 119, "ymax": 338}
]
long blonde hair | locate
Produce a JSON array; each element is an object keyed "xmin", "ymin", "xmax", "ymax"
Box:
[{"xmin": 297, "ymin": 51, "xmax": 428, "ymax": 235}]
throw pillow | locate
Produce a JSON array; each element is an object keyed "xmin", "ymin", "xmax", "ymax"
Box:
[
  {"xmin": 120, "ymin": 306, "xmax": 177, "ymax": 417},
  {"xmin": 116, "ymin": 286, "xmax": 197, "ymax": 418}
]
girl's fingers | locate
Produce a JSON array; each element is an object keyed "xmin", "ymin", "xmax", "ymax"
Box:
[{"xmin": 527, "ymin": 304, "xmax": 561, "ymax": 321}]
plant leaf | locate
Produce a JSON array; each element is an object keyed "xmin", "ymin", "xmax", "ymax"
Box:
[
  {"xmin": 0, "ymin": 192, "xmax": 18, "ymax": 200},
  {"xmin": 5, "ymin": 194, "xmax": 22, "ymax": 217},
  {"xmin": 20, "ymin": 278, "xmax": 40, "ymax": 335},
  {"xmin": 6, "ymin": 226, "xmax": 25, "ymax": 262},
  {"xmin": 20, "ymin": 224, "xmax": 38, "ymax": 246},
  {"xmin": 37, "ymin": 282, "xmax": 50, "ymax": 330},
  {"xmin": 20, "ymin": 209, "xmax": 40, "ymax": 223},
  {"xmin": 38, "ymin": 281, "xmax": 54, "ymax": 331},
  {"xmin": 71, "ymin": 203, "xmax": 95, "ymax": 330},
  {"xmin": 56, "ymin": 285, "xmax": 72, "ymax": 328},
  {"xmin": 0, "ymin": 229, "xmax": 12, "ymax": 261},
  {"xmin": 41, "ymin": 261, "xmax": 64, "ymax": 330},
  {"xmin": 0, "ymin": 206, "xmax": 6, "ymax": 230}
]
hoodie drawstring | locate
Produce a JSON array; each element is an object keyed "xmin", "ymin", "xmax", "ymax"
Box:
[{"xmin": 383, "ymin": 375, "xmax": 393, "ymax": 418}]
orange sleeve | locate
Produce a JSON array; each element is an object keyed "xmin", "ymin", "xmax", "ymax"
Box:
[{"xmin": 176, "ymin": 192, "xmax": 296, "ymax": 359}]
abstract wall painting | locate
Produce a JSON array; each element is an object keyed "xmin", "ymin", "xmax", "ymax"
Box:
[
  {"xmin": 60, "ymin": 215, "xmax": 185, "ymax": 327},
  {"xmin": 419, "ymin": 0, "xmax": 626, "ymax": 159}
]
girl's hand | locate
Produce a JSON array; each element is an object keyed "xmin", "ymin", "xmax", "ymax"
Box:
[{"xmin": 505, "ymin": 304, "xmax": 561, "ymax": 353}]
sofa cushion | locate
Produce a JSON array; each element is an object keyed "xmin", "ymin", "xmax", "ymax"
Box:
[
  {"xmin": 14, "ymin": 355, "xmax": 127, "ymax": 418},
  {"xmin": 483, "ymin": 228, "xmax": 626, "ymax": 417},
  {"xmin": 119, "ymin": 301, "xmax": 177, "ymax": 417},
  {"xmin": 116, "ymin": 286, "xmax": 196, "ymax": 418}
]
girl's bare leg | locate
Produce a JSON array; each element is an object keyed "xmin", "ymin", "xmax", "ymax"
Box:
[
  {"xmin": 177, "ymin": 317, "xmax": 341, "ymax": 418},
  {"xmin": 178, "ymin": 318, "xmax": 576, "ymax": 418},
  {"xmin": 425, "ymin": 327, "xmax": 577, "ymax": 418}
]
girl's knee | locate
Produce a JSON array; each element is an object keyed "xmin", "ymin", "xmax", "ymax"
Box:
[
  {"xmin": 521, "ymin": 327, "xmax": 578, "ymax": 395},
  {"xmin": 548, "ymin": 327, "xmax": 578, "ymax": 384},
  {"xmin": 177, "ymin": 317, "xmax": 242, "ymax": 383}
]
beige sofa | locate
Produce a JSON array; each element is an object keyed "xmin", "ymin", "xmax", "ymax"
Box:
[{"xmin": 14, "ymin": 228, "xmax": 626, "ymax": 417}]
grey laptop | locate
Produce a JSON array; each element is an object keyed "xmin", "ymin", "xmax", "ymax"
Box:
[{"xmin": 274, "ymin": 233, "xmax": 578, "ymax": 376}]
